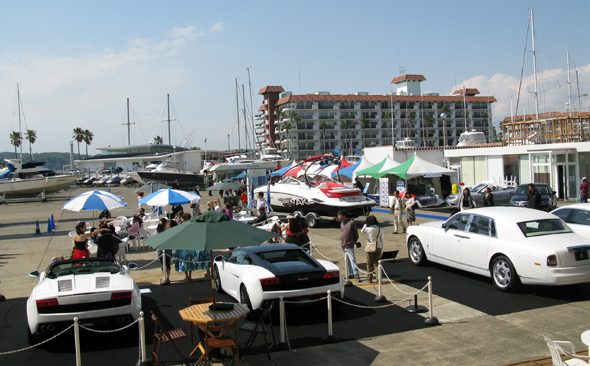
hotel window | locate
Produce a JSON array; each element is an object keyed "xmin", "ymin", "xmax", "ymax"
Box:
[{"xmin": 318, "ymin": 102, "xmax": 334, "ymax": 109}]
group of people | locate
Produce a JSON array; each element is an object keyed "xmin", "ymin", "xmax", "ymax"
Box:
[{"xmin": 388, "ymin": 190, "xmax": 418, "ymax": 234}]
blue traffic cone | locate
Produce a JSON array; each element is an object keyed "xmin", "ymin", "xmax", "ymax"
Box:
[
  {"xmin": 34, "ymin": 220, "xmax": 42, "ymax": 235},
  {"xmin": 46, "ymin": 218, "xmax": 53, "ymax": 233},
  {"xmin": 50, "ymin": 214, "xmax": 56, "ymax": 230},
  {"xmin": 107, "ymin": 184, "xmax": 111, "ymax": 193}
]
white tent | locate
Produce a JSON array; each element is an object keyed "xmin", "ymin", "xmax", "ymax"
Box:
[{"xmin": 352, "ymin": 156, "xmax": 375, "ymax": 179}]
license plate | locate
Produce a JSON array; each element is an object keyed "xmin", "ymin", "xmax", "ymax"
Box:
[{"xmin": 575, "ymin": 251, "xmax": 589, "ymax": 261}]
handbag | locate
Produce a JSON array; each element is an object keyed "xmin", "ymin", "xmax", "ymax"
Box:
[{"xmin": 365, "ymin": 228, "xmax": 380, "ymax": 253}]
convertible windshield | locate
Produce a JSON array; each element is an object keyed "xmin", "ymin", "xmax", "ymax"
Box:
[
  {"xmin": 517, "ymin": 219, "xmax": 572, "ymax": 238},
  {"xmin": 47, "ymin": 260, "xmax": 122, "ymax": 278}
]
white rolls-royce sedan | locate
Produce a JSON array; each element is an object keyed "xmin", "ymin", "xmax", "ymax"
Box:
[
  {"xmin": 27, "ymin": 257, "xmax": 141, "ymax": 344},
  {"xmin": 406, "ymin": 207, "xmax": 590, "ymax": 291}
]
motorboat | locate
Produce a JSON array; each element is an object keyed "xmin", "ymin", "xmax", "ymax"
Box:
[
  {"xmin": 456, "ymin": 130, "xmax": 487, "ymax": 147},
  {"xmin": 137, "ymin": 159, "xmax": 205, "ymax": 188},
  {"xmin": 258, "ymin": 147, "xmax": 282, "ymax": 161},
  {"xmin": 254, "ymin": 155, "xmax": 375, "ymax": 227},
  {"xmin": 208, "ymin": 158, "xmax": 277, "ymax": 174},
  {"xmin": 106, "ymin": 176, "xmax": 121, "ymax": 185},
  {"xmin": 395, "ymin": 138, "xmax": 417, "ymax": 149},
  {"xmin": 0, "ymin": 159, "xmax": 78, "ymax": 197}
]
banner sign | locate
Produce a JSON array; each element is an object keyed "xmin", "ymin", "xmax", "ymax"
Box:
[
  {"xmin": 379, "ymin": 178, "xmax": 389, "ymax": 207},
  {"xmin": 424, "ymin": 172, "xmax": 442, "ymax": 178}
]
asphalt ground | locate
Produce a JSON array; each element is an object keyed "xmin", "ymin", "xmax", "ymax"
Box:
[{"xmin": 1, "ymin": 186, "xmax": 590, "ymax": 366}]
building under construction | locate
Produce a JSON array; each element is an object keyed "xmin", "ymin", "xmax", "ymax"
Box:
[{"xmin": 502, "ymin": 112, "xmax": 590, "ymax": 145}]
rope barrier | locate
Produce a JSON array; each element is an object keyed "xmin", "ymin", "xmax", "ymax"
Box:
[
  {"xmin": 309, "ymin": 242, "xmax": 345, "ymax": 261},
  {"xmin": 0, "ymin": 324, "xmax": 75, "ymax": 355},
  {"xmin": 79, "ymin": 317, "xmax": 140, "ymax": 333}
]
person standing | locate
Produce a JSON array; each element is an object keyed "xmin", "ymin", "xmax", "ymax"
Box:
[
  {"xmin": 256, "ymin": 192, "xmax": 268, "ymax": 212},
  {"xmin": 457, "ymin": 188, "xmax": 476, "ymax": 211},
  {"xmin": 389, "ymin": 190, "xmax": 405, "ymax": 234},
  {"xmin": 191, "ymin": 188, "xmax": 201, "ymax": 216},
  {"xmin": 73, "ymin": 222, "xmax": 107, "ymax": 259},
  {"xmin": 156, "ymin": 218, "xmax": 172, "ymax": 282},
  {"xmin": 95, "ymin": 222, "xmax": 122, "ymax": 259},
  {"xmin": 483, "ymin": 187, "xmax": 495, "ymax": 207},
  {"xmin": 213, "ymin": 198, "xmax": 221, "ymax": 212},
  {"xmin": 527, "ymin": 183, "xmax": 542, "ymax": 210},
  {"xmin": 402, "ymin": 192, "xmax": 417, "ymax": 227},
  {"xmin": 361, "ymin": 215, "xmax": 384, "ymax": 283},
  {"xmin": 580, "ymin": 177, "xmax": 589, "ymax": 203},
  {"xmin": 338, "ymin": 209, "xmax": 361, "ymax": 283}
]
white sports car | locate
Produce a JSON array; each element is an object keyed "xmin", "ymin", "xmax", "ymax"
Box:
[
  {"xmin": 406, "ymin": 207, "xmax": 590, "ymax": 291},
  {"xmin": 213, "ymin": 244, "xmax": 345, "ymax": 310},
  {"xmin": 27, "ymin": 257, "xmax": 141, "ymax": 344},
  {"xmin": 552, "ymin": 204, "xmax": 590, "ymax": 239}
]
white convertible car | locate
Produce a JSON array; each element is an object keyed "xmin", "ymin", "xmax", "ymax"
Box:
[
  {"xmin": 214, "ymin": 244, "xmax": 345, "ymax": 310},
  {"xmin": 406, "ymin": 207, "xmax": 590, "ymax": 291},
  {"xmin": 27, "ymin": 257, "xmax": 141, "ymax": 344}
]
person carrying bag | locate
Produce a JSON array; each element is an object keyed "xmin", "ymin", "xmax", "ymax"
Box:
[{"xmin": 361, "ymin": 215, "xmax": 384, "ymax": 283}]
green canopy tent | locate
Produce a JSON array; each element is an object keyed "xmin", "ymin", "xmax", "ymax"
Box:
[
  {"xmin": 354, "ymin": 157, "xmax": 388, "ymax": 179},
  {"xmin": 378, "ymin": 153, "xmax": 457, "ymax": 180},
  {"xmin": 144, "ymin": 211, "xmax": 277, "ymax": 307}
]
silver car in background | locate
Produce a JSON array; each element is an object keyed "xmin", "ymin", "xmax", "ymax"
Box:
[{"xmin": 446, "ymin": 184, "xmax": 517, "ymax": 207}]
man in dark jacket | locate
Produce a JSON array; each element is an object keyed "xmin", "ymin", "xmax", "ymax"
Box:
[
  {"xmin": 95, "ymin": 223, "xmax": 122, "ymax": 259},
  {"xmin": 527, "ymin": 183, "xmax": 542, "ymax": 210}
]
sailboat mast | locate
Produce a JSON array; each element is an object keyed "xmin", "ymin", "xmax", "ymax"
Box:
[
  {"xmin": 242, "ymin": 84, "xmax": 248, "ymax": 154},
  {"xmin": 127, "ymin": 98, "xmax": 131, "ymax": 145},
  {"xmin": 530, "ymin": 8, "xmax": 540, "ymax": 119},
  {"xmin": 167, "ymin": 94, "xmax": 171, "ymax": 145},
  {"xmin": 17, "ymin": 83, "xmax": 23, "ymax": 163},
  {"xmin": 235, "ymin": 79, "xmax": 241, "ymax": 150},
  {"xmin": 567, "ymin": 51, "xmax": 572, "ymax": 117}
]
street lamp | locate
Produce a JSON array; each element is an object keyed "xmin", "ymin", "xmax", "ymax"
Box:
[{"xmin": 440, "ymin": 113, "xmax": 447, "ymax": 148}]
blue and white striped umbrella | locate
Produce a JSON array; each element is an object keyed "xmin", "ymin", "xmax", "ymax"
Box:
[
  {"xmin": 78, "ymin": 190, "xmax": 125, "ymax": 202},
  {"xmin": 138, "ymin": 188, "xmax": 200, "ymax": 207},
  {"xmin": 62, "ymin": 192, "xmax": 128, "ymax": 212}
]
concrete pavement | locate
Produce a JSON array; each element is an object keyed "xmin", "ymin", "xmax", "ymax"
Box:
[{"xmin": 0, "ymin": 186, "xmax": 588, "ymax": 365}]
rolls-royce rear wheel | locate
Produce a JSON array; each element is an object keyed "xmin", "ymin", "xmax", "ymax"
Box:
[
  {"xmin": 408, "ymin": 237, "xmax": 427, "ymax": 266},
  {"xmin": 491, "ymin": 255, "xmax": 520, "ymax": 292}
]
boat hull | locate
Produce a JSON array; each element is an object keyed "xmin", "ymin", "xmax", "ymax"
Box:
[
  {"xmin": 137, "ymin": 171, "xmax": 205, "ymax": 188},
  {"xmin": 0, "ymin": 175, "xmax": 79, "ymax": 196}
]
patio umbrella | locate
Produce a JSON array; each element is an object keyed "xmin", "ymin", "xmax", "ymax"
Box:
[
  {"xmin": 62, "ymin": 191, "xmax": 128, "ymax": 226},
  {"xmin": 206, "ymin": 181, "xmax": 246, "ymax": 191},
  {"xmin": 133, "ymin": 181, "xmax": 172, "ymax": 194},
  {"xmin": 138, "ymin": 188, "xmax": 200, "ymax": 207},
  {"xmin": 144, "ymin": 211, "xmax": 277, "ymax": 307},
  {"xmin": 78, "ymin": 189, "xmax": 125, "ymax": 202}
]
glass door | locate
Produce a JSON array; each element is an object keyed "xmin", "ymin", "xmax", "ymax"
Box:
[{"xmin": 568, "ymin": 165, "xmax": 577, "ymax": 199}]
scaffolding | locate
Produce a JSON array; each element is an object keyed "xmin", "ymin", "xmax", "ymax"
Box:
[{"xmin": 502, "ymin": 112, "xmax": 590, "ymax": 146}]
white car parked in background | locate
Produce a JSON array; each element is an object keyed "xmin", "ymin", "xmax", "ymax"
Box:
[
  {"xmin": 27, "ymin": 258, "xmax": 141, "ymax": 344},
  {"xmin": 406, "ymin": 207, "xmax": 590, "ymax": 291},
  {"xmin": 551, "ymin": 204, "xmax": 590, "ymax": 239}
]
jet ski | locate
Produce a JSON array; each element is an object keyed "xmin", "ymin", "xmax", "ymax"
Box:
[{"xmin": 254, "ymin": 155, "xmax": 375, "ymax": 227}]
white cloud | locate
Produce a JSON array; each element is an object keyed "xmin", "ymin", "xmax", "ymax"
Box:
[
  {"xmin": 209, "ymin": 22, "xmax": 224, "ymax": 33},
  {"xmin": 453, "ymin": 63, "xmax": 590, "ymax": 125}
]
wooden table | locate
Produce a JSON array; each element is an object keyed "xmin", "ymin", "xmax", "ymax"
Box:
[{"xmin": 179, "ymin": 302, "xmax": 249, "ymax": 360}]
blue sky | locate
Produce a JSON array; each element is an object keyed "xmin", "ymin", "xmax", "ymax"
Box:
[{"xmin": 1, "ymin": 0, "xmax": 588, "ymax": 154}]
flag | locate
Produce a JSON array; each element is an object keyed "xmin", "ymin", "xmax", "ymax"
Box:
[
  {"xmin": 333, "ymin": 147, "xmax": 340, "ymax": 155},
  {"xmin": 266, "ymin": 180, "xmax": 272, "ymax": 214},
  {"xmin": 355, "ymin": 148, "xmax": 360, "ymax": 155}
]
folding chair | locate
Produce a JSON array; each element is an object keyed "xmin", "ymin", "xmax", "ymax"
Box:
[
  {"xmin": 203, "ymin": 322, "xmax": 239, "ymax": 366},
  {"xmin": 150, "ymin": 312, "xmax": 189, "ymax": 366},
  {"xmin": 544, "ymin": 335, "xmax": 590, "ymax": 366},
  {"xmin": 239, "ymin": 305, "xmax": 276, "ymax": 359},
  {"xmin": 188, "ymin": 298, "xmax": 213, "ymax": 346}
]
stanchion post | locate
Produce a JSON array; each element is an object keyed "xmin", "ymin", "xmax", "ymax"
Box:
[
  {"xmin": 277, "ymin": 296, "xmax": 289, "ymax": 351},
  {"xmin": 160, "ymin": 252, "xmax": 170, "ymax": 285},
  {"xmin": 374, "ymin": 260, "xmax": 386, "ymax": 302},
  {"xmin": 74, "ymin": 317, "xmax": 82, "ymax": 366},
  {"xmin": 308, "ymin": 242, "xmax": 313, "ymax": 257},
  {"xmin": 323, "ymin": 290, "xmax": 338, "ymax": 343},
  {"xmin": 424, "ymin": 276, "xmax": 440, "ymax": 326},
  {"xmin": 343, "ymin": 252, "xmax": 352, "ymax": 287}
]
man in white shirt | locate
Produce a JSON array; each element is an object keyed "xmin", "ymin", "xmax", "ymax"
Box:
[
  {"xmin": 256, "ymin": 192, "xmax": 268, "ymax": 212},
  {"xmin": 389, "ymin": 190, "xmax": 405, "ymax": 234}
]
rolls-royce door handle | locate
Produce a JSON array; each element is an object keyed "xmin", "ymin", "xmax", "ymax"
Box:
[{"xmin": 454, "ymin": 234, "xmax": 470, "ymax": 239}]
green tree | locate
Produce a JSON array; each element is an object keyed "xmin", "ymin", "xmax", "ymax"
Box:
[
  {"xmin": 9, "ymin": 131, "xmax": 23, "ymax": 159},
  {"xmin": 319, "ymin": 120, "xmax": 331, "ymax": 155},
  {"xmin": 282, "ymin": 120, "xmax": 292, "ymax": 158},
  {"xmin": 341, "ymin": 119, "xmax": 355, "ymax": 156},
  {"xmin": 72, "ymin": 127, "xmax": 84, "ymax": 160},
  {"xmin": 25, "ymin": 129, "xmax": 37, "ymax": 160},
  {"xmin": 441, "ymin": 105, "xmax": 451, "ymax": 146},
  {"xmin": 360, "ymin": 116, "xmax": 371, "ymax": 149},
  {"xmin": 408, "ymin": 111, "xmax": 417, "ymax": 141},
  {"xmin": 423, "ymin": 115, "xmax": 435, "ymax": 147},
  {"xmin": 294, "ymin": 115, "xmax": 302, "ymax": 159},
  {"xmin": 154, "ymin": 136, "xmax": 164, "ymax": 145},
  {"xmin": 382, "ymin": 111, "xmax": 393, "ymax": 145},
  {"xmin": 83, "ymin": 129, "xmax": 94, "ymax": 158}
]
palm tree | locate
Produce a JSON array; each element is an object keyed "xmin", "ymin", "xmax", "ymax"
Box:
[
  {"xmin": 482, "ymin": 112, "xmax": 489, "ymax": 141},
  {"xmin": 274, "ymin": 108, "xmax": 284, "ymax": 149},
  {"xmin": 83, "ymin": 129, "xmax": 94, "ymax": 158},
  {"xmin": 9, "ymin": 131, "xmax": 22, "ymax": 159},
  {"xmin": 25, "ymin": 129, "xmax": 37, "ymax": 160},
  {"xmin": 408, "ymin": 111, "xmax": 417, "ymax": 141},
  {"xmin": 319, "ymin": 120, "xmax": 331, "ymax": 155},
  {"xmin": 154, "ymin": 136, "xmax": 164, "ymax": 145},
  {"xmin": 72, "ymin": 127, "xmax": 84, "ymax": 160},
  {"xmin": 382, "ymin": 111, "xmax": 393, "ymax": 145},
  {"xmin": 341, "ymin": 119, "xmax": 354, "ymax": 156},
  {"xmin": 360, "ymin": 116, "xmax": 370, "ymax": 149},
  {"xmin": 294, "ymin": 116, "xmax": 302, "ymax": 159},
  {"xmin": 282, "ymin": 121, "xmax": 292, "ymax": 158},
  {"xmin": 441, "ymin": 105, "xmax": 451, "ymax": 146},
  {"xmin": 423, "ymin": 115, "xmax": 435, "ymax": 146}
]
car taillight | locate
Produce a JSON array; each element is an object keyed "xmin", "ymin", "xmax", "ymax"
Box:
[
  {"xmin": 36, "ymin": 298, "xmax": 59, "ymax": 308},
  {"xmin": 111, "ymin": 292, "xmax": 132, "ymax": 300},
  {"xmin": 260, "ymin": 277, "xmax": 281, "ymax": 286},
  {"xmin": 324, "ymin": 271, "xmax": 339, "ymax": 279},
  {"xmin": 547, "ymin": 255, "xmax": 558, "ymax": 267}
]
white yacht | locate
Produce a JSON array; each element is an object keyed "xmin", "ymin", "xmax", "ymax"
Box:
[
  {"xmin": 0, "ymin": 159, "xmax": 79, "ymax": 196},
  {"xmin": 456, "ymin": 130, "xmax": 487, "ymax": 147}
]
